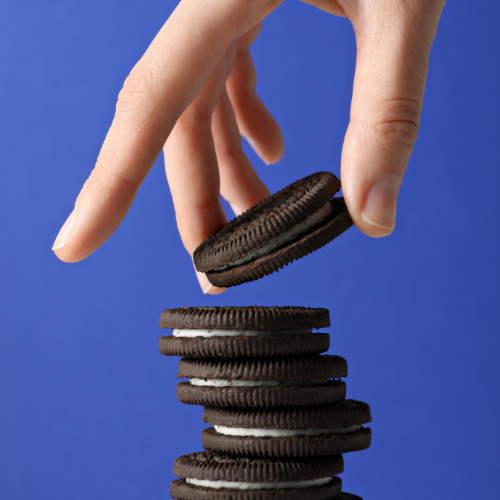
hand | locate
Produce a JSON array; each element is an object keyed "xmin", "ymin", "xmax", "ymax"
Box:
[{"xmin": 52, "ymin": 0, "xmax": 446, "ymax": 294}]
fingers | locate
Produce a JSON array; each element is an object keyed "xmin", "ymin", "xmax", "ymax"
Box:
[
  {"xmin": 213, "ymin": 88, "xmax": 271, "ymax": 216},
  {"xmin": 226, "ymin": 23, "xmax": 284, "ymax": 165},
  {"xmin": 164, "ymin": 53, "xmax": 230, "ymax": 295},
  {"xmin": 166, "ymin": 40, "xmax": 270, "ymax": 294},
  {"xmin": 53, "ymin": 0, "xmax": 283, "ymax": 262},
  {"xmin": 340, "ymin": 0, "xmax": 445, "ymax": 237}
]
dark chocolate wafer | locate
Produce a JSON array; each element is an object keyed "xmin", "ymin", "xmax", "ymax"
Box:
[
  {"xmin": 160, "ymin": 306, "xmax": 331, "ymax": 330},
  {"xmin": 171, "ymin": 451, "xmax": 343, "ymax": 500},
  {"xmin": 160, "ymin": 334, "xmax": 330, "ymax": 358},
  {"xmin": 177, "ymin": 381, "xmax": 346, "ymax": 408},
  {"xmin": 159, "ymin": 306, "xmax": 331, "ymax": 357},
  {"xmin": 193, "ymin": 172, "xmax": 353, "ymax": 288},
  {"xmin": 178, "ymin": 356, "xmax": 347, "ymax": 380},
  {"xmin": 176, "ymin": 356, "xmax": 347, "ymax": 407},
  {"xmin": 202, "ymin": 400, "xmax": 372, "ymax": 457},
  {"xmin": 206, "ymin": 198, "xmax": 353, "ymax": 288}
]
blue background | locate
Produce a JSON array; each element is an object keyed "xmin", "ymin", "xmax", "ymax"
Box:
[{"xmin": 1, "ymin": 1, "xmax": 499, "ymax": 498}]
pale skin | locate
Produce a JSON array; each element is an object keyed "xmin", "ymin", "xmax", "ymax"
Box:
[{"xmin": 52, "ymin": 0, "xmax": 446, "ymax": 294}]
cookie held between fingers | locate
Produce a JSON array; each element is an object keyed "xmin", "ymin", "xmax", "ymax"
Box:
[
  {"xmin": 175, "ymin": 355, "xmax": 347, "ymax": 407},
  {"xmin": 193, "ymin": 172, "xmax": 353, "ymax": 287},
  {"xmin": 159, "ymin": 306, "xmax": 331, "ymax": 357},
  {"xmin": 202, "ymin": 400, "xmax": 372, "ymax": 458},
  {"xmin": 170, "ymin": 451, "xmax": 343, "ymax": 500}
]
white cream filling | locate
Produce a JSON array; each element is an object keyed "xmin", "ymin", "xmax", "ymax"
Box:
[
  {"xmin": 173, "ymin": 328, "xmax": 312, "ymax": 338},
  {"xmin": 213, "ymin": 424, "xmax": 362, "ymax": 437},
  {"xmin": 189, "ymin": 378, "xmax": 329, "ymax": 387},
  {"xmin": 215, "ymin": 201, "xmax": 333, "ymax": 271},
  {"xmin": 186, "ymin": 476, "xmax": 332, "ymax": 490}
]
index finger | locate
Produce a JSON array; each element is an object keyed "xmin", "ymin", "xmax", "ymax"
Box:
[{"xmin": 52, "ymin": 0, "xmax": 283, "ymax": 262}]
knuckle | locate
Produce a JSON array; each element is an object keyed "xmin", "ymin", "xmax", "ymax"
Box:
[
  {"xmin": 240, "ymin": 0, "xmax": 270, "ymax": 17},
  {"xmin": 116, "ymin": 65, "xmax": 156, "ymax": 115},
  {"xmin": 216, "ymin": 147, "xmax": 244, "ymax": 169},
  {"xmin": 176, "ymin": 112, "xmax": 212, "ymax": 135},
  {"xmin": 372, "ymin": 98, "xmax": 421, "ymax": 150},
  {"xmin": 375, "ymin": 119, "xmax": 419, "ymax": 148},
  {"xmin": 230, "ymin": 0, "xmax": 272, "ymax": 32}
]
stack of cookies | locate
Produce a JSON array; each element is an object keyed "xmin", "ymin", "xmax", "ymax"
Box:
[{"xmin": 160, "ymin": 306, "xmax": 371, "ymax": 499}]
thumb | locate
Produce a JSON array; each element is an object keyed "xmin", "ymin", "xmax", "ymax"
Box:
[{"xmin": 341, "ymin": 0, "xmax": 445, "ymax": 236}]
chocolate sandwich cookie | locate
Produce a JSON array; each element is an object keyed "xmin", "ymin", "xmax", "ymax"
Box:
[
  {"xmin": 202, "ymin": 400, "xmax": 372, "ymax": 458},
  {"xmin": 176, "ymin": 355, "xmax": 347, "ymax": 407},
  {"xmin": 193, "ymin": 172, "xmax": 353, "ymax": 287},
  {"xmin": 171, "ymin": 451, "xmax": 343, "ymax": 500},
  {"xmin": 159, "ymin": 306, "xmax": 331, "ymax": 358}
]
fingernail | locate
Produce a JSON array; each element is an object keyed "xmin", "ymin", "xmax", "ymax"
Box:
[
  {"xmin": 193, "ymin": 260, "xmax": 226, "ymax": 295},
  {"xmin": 52, "ymin": 210, "xmax": 75, "ymax": 251},
  {"xmin": 229, "ymin": 203, "xmax": 244, "ymax": 217},
  {"xmin": 361, "ymin": 178, "xmax": 399, "ymax": 231}
]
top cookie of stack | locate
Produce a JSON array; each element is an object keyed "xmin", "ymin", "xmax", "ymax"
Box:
[{"xmin": 159, "ymin": 305, "xmax": 331, "ymax": 358}]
